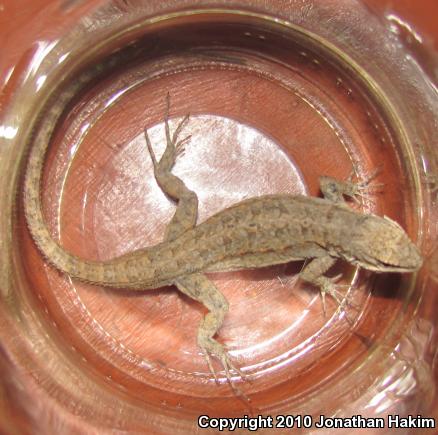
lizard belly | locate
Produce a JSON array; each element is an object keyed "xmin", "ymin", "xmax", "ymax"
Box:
[{"xmin": 204, "ymin": 243, "xmax": 330, "ymax": 273}]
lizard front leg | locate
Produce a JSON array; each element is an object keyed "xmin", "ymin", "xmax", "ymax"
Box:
[
  {"xmin": 319, "ymin": 168, "xmax": 382, "ymax": 205},
  {"xmin": 300, "ymin": 256, "xmax": 348, "ymax": 315}
]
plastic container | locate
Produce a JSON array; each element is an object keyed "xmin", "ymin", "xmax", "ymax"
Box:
[{"xmin": 0, "ymin": 0, "xmax": 436, "ymax": 433}]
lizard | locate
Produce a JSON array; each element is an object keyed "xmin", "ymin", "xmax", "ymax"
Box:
[{"xmin": 24, "ymin": 87, "xmax": 423, "ymax": 386}]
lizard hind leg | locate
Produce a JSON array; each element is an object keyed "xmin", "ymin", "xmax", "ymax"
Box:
[
  {"xmin": 175, "ymin": 274, "xmax": 246, "ymax": 383},
  {"xmin": 144, "ymin": 95, "xmax": 198, "ymax": 239}
]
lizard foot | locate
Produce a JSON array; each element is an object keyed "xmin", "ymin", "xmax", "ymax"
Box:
[
  {"xmin": 200, "ymin": 337, "xmax": 246, "ymax": 383},
  {"xmin": 344, "ymin": 167, "xmax": 384, "ymax": 204},
  {"xmin": 200, "ymin": 338, "xmax": 252, "ymax": 405},
  {"xmin": 164, "ymin": 92, "xmax": 191, "ymax": 158},
  {"xmin": 145, "ymin": 94, "xmax": 191, "ymax": 171},
  {"xmin": 162, "ymin": 111, "xmax": 191, "ymax": 165},
  {"xmin": 317, "ymin": 275, "xmax": 351, "ymax": 316}
]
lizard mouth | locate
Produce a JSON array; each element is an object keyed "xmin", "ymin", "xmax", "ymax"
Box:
[
  {"xmin": 366, "ymin": 263, "xmax": 420, "ymax": 273},
  {"xmin": 351, "ymin": 250, "xmax": 423, "ymax": 273},
  {"xmin": 360, "ymin": 257, "xmax": 422, "ymax": 273}
]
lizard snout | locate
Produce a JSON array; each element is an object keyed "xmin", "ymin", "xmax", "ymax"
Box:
[{"xmin": 350, "ymin": 215, "xmax": 423, "ymax": 272}]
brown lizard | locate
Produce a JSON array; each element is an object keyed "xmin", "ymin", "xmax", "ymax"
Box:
[{"xmin": 24, "ymin": 90, "xmax": 423, "ymax": 385}]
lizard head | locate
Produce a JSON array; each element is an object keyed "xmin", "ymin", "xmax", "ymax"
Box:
[{"xmin": 344, "ymin": 214, "xmax": 422, "ymax": 272}]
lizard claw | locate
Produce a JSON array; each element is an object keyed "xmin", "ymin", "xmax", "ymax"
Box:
[
  {"xmin": 175, "ymin": 134, "xmax": 192, "ymax": 158},
  {"xmin": 203, "ymin": 351, "xmax": 219, "ymax": 383},
  {"xmin": 171, "ymin": 113, "xmax": 190, "ymax": 146}
]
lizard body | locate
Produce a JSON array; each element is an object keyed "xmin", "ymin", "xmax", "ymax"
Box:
[
  {"xmin": 23, "ymin": 79, "xmax": 422, "ymax": 385},
  {"xmin": 23, "ymin": 86, "xmax": 422, "ymax": 287},
  {"xmin": 25, "ymin": 190, "xmax": 422, "ymax": 289}
]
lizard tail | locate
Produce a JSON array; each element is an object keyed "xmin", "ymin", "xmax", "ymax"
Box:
[{"xmin": 23, "ymin": 71, "xmax": 107, "ymax": 284}]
